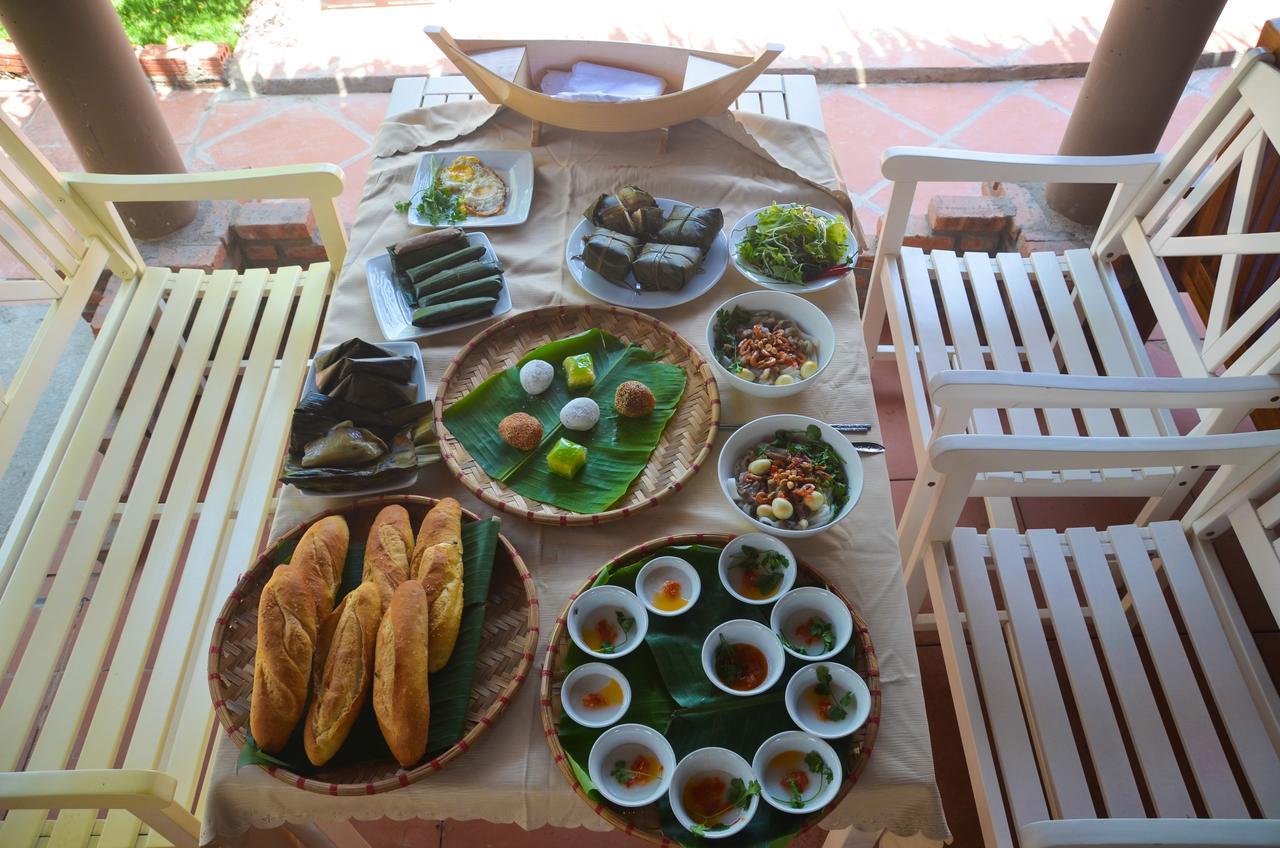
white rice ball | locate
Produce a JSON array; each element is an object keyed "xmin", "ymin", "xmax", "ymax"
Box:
[
  {"xmin": 519, "ymin": 359, "xmax": 554, "ymax": 395},
  {"xmin": 559, "ymin": 397, "xmax": 600, "ymax": 431}
]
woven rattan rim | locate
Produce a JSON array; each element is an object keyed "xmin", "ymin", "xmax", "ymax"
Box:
[
  {"xmin": 207, "ymin": 495, "xmax": 540, "ymax": 795},
  {"xmin": 432, "ymin": 304, "xmax": 722, "ymax": 526},
  {"xmin": 538, "ymin": 533, "xmax": 882, "ymax": 846}
]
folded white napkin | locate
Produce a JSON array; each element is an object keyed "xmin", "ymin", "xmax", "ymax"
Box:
[{"xmin": 538, "ymin": 61, "xmax": 666, "ymax": 102}]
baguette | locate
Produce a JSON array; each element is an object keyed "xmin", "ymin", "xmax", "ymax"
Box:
[
  {"xmin": 373, "ymin": 579, "xmax": 431, "ymax": 767},
  {"xmin": 250, "ymin": 564, "xmax": 321, "ymax": 753},
  {"xmin": 411, "ymin": 498, "xmax": 464, "ymax": 672},
  {"xmin": 304, "ymin": 581, "xmax": 382, "ymax": 766},
  {"xmin": 362, "ymin": 505, "xmax": 414, "ymax": 613},
  {"xmin": 292, "ymin": 514, "xmax": 350, "ymax": 616}
]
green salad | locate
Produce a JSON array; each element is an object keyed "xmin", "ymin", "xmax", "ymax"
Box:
[{"xmin": 735, "ymin": 203, "xmax": 852, "ymax": 285}]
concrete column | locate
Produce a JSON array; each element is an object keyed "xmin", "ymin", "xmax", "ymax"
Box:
[
  {"xmin": 0, "ymin": 0, "xmax": 196, "ymax": 237},
  {"xmin": 1045, "ymin": 0, "xmax": 1227, "ymax": 224}
]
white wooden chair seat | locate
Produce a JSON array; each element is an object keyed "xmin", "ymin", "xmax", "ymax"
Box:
[
  {"xmin": 907, "ymin": 379, "xmax": 1280, "ymax": 847},
  {"xmin": 0, "ymin": 112, "xmax": 346, "ymax": 847},
  {"xmin": 889, "ymin": 245, "xmax": 1173, "ymax": 497}
]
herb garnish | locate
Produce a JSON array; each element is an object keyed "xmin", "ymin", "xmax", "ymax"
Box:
[
  {"xmin": 611, "ymin": 757, "xmax": 660, "ymax": 788},
  {"xmin": 805, "ymin": 616, "xmax": 835, "ymax": 654},
  {"xmin": 597, "ymin": 610, "xmax": 634, "ymax": 654},
  {"xmin": 729, "ymin": 545, "xmax": 788, "ymax": 597},
  {"xmin": 395, "ymin": 156, "xmax": 466, "ymax": 225},
  {"xmin": 776, "ymin": 751, "xmax": 835, "ymax": 809},
  {"xmin": 761, "ymin": 427, "xmax": 849, "ymax": 512},
  {"xmin": 689, "ymin": 777, "xmax": 761, "ymax": 834},
  {"xmin": 714, "ymin": 634, "xmax": 739, "ymax": 683},
  {"xmin": 814, "ymin": 665, "xmax": 854, "ymax": 721},
  {"xmin": 712, "ymin": 305, "xmax": 753, "ymax": 371}
]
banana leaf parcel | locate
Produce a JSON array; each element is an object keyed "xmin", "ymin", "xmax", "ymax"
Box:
[{"xmin": 442, "ymin": 329, "xmax": 687, "ymax": 514}]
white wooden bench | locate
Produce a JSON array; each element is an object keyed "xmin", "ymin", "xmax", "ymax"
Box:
[
  {"xmin": 0, "ymin": 112, "xmax": 346, "ymax": 847},
  {"xmin": 386, "ymin": 72, "xmax": 826, "ymax": 130}
]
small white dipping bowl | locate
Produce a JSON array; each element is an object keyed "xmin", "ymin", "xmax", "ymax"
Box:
[
  {"xmin": 729, "ymin": 205, "xmax": 857, "ymax": 295},
  {"xmin": 717, "ymin": 533, "xmax": 796, "ymax": 606},
  {"xmin": 701, "ymin": 619, "xmax": 785, "ymax": 697},
  {"xmin": 752, "ymin": 730, "xmax": 843, "ymax": 815},
  {"xmin": 560, "ymin": 662, "xmax": 632, "ymax": 729},
  {"xmin": 567, "ymin": 585, "xmax": 649, "ymax": 660},
  {"xmin": 770, "ymin": 587, "xmax": 853, "ymax": 662},
  {"xmin": 785, "ymin": 661, "xmax": 871, "ymax": 739},
  {"xmin": 636, "ymin": 555, "xmax": 701, "ymax": 617},
  {"xmin": 718, "ymin": 414, "xmax": 864, "ymax": 539},
  {"xmin": 588, "ymin": 723, "xmax": 675, "ymax": 808},
  {"xmin": 669, "ymin": 747, "xmax": 759, "ymax": 839},
  {"xmin": 705, "ymin": 290, "xmax": 836, "ymax": 399}
]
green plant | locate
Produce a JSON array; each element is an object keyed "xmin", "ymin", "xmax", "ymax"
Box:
[{"xmin": 2, "ymin": 0, "xmax": 253, "ymax": 49}]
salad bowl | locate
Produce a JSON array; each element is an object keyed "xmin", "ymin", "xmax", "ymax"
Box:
[{"xmin": 730, "ymin": 204, "xmax": 856, "ymax": 294}]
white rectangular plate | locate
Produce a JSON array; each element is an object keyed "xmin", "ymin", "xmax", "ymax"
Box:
[
  {"xmin": 407, "ymin": 149, "xmax": 534, "ymax": 229},
  {"xmin": 293, "ymin": 339, "xmax": 427, "ymax": 499},
  {"xmin": 366, "ymin": 231, "xmax": 512, "ymax": 340}
]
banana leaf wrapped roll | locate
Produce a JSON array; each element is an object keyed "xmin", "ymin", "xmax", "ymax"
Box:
[
  {"xmin": 313, "ymin": 338, "xmax": 397, "ymax": 372},
  {"xmin": 413, "ymin": 259, "xmax": 503, "ymax": 299},
  {"xmin": 281, "ymin": 432, "xmax": 422, "ymax": 492},
  {"xmin": 654, "ymin": 204, "xmax": 723, "ymax": 252},
  {"xmin": 631, "ymin": 243, "xmax": 704, "ymax": 291},
  {"xmin": 387, "ymin": 227, "xmax": 466, "ymax": 274},
  {"xmin": 300, "ymin": 420, "xmax": 387, "ymax": 468},
  {"xmin": 412, "ymin": 295, "xmax": 499, "ymax": 327},
  {"xmin": 315, "ymin": 351, "xmax": 416, "ymax": 394},
  {"xmin": 584, "ymin": 186, "xmax": 663, "ymax": 236},
  {"xmin": 580, "ymin": 226, "xmax": 641, "ymax": 285},
  {"xmin": 403, "ymin": 242, "xmax": 486, "ymax": 284},
  {"xmin": 329, "ymin": 372, "xmax": 416, "ymax": 411},
  {"xmin": 416, "ymin": 274, "xmax": 503, "ymax": 308}
]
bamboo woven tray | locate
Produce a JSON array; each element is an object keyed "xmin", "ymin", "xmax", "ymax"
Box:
[
  {"xmin": 540, "ymin": 533, "xmax": 881, "ymax": 845},
  {"xmin": 208, "ymin": 496, "xmax": 538, "ymax": 794},
  {"xmin": 434, "ymin": 304, "xmax": 720, "ymax": 526}
]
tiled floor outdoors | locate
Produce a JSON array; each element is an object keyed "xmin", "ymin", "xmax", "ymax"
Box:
[{"xmin": 0, "ymin": 61, "xmax": 1268, "ymax": 847}]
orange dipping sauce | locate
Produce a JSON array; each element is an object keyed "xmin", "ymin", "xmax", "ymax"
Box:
[
  {"xmin": 580, "ymin": 678, "xmax": 623, "ymax": 710},
  {"xmin": 652, "ymin": 578, "xmax": 688, "ymax": 612},
  {"xmin": 682, "ymin": 774, "xmax": 731, "ymax": 826},
  {"xmin": 717, "ymin": 642, "xmax": 769, "ymax": 691}
]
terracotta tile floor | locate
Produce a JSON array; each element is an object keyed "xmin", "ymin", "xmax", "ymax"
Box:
[{"xmin": 0, "ymin": 62, "xmax": 1272, "ymax": 846}]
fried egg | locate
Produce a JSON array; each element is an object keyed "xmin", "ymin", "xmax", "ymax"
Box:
[{"xmin": 436, "ymin": 154, "xmax": 508, "ymax": 217}]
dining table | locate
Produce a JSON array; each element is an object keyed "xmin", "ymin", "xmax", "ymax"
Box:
[{"xmin": 198, "ymin": 99, "xmax": 951, "ymax": 848}]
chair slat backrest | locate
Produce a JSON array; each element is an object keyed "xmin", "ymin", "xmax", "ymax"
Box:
[
  {"xmin": 0, "ymin": 110, "xmax": 143, "ymax": 477},
  {"xmin": 1109, "ymin": 53, "xmax": 1280, "ymax": 381}
]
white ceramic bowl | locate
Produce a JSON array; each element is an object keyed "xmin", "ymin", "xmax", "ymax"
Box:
[
  {"xmin": 718, "ymin": 414, "xmax": 864, "ymax": 539},
  {"xmin": 560, "ymin": 662, "xmax": 632, "ymax": 729},
  {"xmin": 752, "ymin": 730, "xmax": 843, "ymax": 815},
  {"xmin": 704, "ymin": 290, "xmax": 835, "ymax": 398},
  {"xmin": 770, "ymin": 587, "xmax": 853, "ymax": 662},
  {"xmin": 784, "ymin": 662, "xmax": 871, "ymax": 739},
  {"xmin": 701, "ymin": 619, "xmax": 785, "ymax": 697},
  {"xmin": 729, "ymin": 205, "xmax": 857, "ymax": 294},
  {"xmin": 588, "ymin": 723, "xmax": 676, "ymax": 808},
  {"xmin": 669, "ymin": 747, "xmax": 759, "ymax": 838},
  {"xmin": 717, "ymin": 533, "xmax": 796, "ymax": 606},
  {"xmin": 567, "ymin": 585, "xmax": 649, "ymax": 660},
  {"xmin": 636, "ymin": 555, "xmax": 701, "ymax": 618}
]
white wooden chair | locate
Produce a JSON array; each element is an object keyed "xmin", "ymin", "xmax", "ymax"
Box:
[
  {"xmin": 907, "ymin": 372, "xmax": 1280, "ymax": 848},
  {"xmin": 864, "ymin": 49, "xmax": 1280, "ymax": 554},
  {"xmin": 0, "ymin": 110, "xmax": 346, "ymax": 846}
]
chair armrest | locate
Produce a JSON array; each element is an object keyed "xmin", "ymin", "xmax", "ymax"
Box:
[
  {"xmin": 62, "ymin": 163, "xmax": 344, "ymax": 204},
  {"xmin": 928, "ymin": 370, "xmax": 1280, "ymax": 411},
  {"xmin": 0, "ymin": 768, "xmax": 177, "ymax": 810},
  {"xmin": 1020, "ymin": 818, "xmax": 1280, "ymax": 848},
  {"xmin": 881, "ymin": 147, "xmax": 1162, "ymax": 185}
]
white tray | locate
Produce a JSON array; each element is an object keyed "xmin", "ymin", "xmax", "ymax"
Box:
[
  {"xmin": 292, "ymin": 339, "xmax": 428, "ymax": 499},
  {"xmin": 366, "ymin": 231, "xmax": 513, "ymax": 341},
  {"xmin": 565, "ymin": 197, "xmax": 728, "ymax": 310},
  {"xmin": 407, "ymin": 149, "xmax": 534, "ymax": 229}
]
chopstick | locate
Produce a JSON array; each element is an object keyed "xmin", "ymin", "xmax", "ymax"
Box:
[{"xmin": 717, "ymin": 423, "xmax": 872, "ymax": 434}]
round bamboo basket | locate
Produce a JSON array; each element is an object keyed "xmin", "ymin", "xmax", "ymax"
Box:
[
  {"xmin": 433, "ymin": 304, "xmax": 721, "ymax": 526},
  {"xmin": 539, "ymin": 533, "xmax": 881, "ymax": 845},
  {"xmin": 208, "ymin": 495, "xmax": 539, "ymax": 794}
]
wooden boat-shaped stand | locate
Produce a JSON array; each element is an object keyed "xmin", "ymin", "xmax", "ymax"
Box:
[{"xmin": 426, "ymin": 26, "xmax": 783, "ymax": 151}]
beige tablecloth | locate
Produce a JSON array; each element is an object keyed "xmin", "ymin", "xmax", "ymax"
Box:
[{"xmin": 200, "ymin": 102, "xmax": 949, "ymax": 847}]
